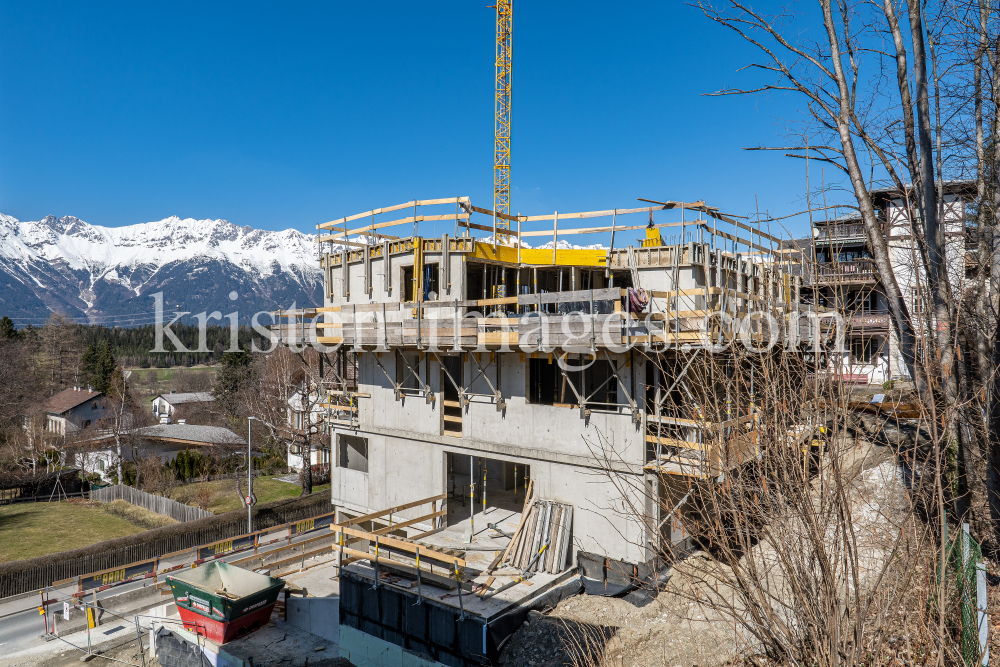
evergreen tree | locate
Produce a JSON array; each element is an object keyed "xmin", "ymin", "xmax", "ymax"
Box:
[
  {"xmin": 81, "ymin": 340, "xmax": 117, "ymax": 394},
  {"xmin": 214, "ymin": 345, "xmax": 255, "ymax": 418},
  {"xmin": 0, "ymin": 316, "xmax": 19, "ymax": 340}
]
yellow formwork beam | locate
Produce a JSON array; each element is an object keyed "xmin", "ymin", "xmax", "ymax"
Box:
[{"xmin": 473, "ymin": 242, "xmax": 608, "ymax": 267}]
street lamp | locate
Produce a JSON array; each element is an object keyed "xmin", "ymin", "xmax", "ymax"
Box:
[{"xmin": 247, "ymin": 416, "xmax": 257, "ymax": 534}]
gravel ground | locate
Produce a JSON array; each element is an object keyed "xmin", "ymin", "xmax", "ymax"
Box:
[{"xmin": 498, "ymin": 556, "xmax": 743, "ymax": 667}]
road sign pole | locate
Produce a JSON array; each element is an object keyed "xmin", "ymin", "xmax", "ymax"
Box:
[{"xmin": 247, "ymin": 417, "xmax": 257, "ymax": 534}]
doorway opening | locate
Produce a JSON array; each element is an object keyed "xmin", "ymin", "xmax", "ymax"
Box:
[{"xmin": 446, "ymin": 453, "xmax": 530, "ymax": 526}]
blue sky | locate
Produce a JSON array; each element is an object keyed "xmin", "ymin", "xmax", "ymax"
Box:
[{"xmin": 0, "ymin": 1, "xmax": 829, "ymax": 241}]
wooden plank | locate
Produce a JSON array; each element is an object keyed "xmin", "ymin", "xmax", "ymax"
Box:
[
  {"xmin": 315, "ymin": 237, "xmax": 372, "ymax": 248},
  {"xmin": 500, "ymin": 479, "xmax": 533, "ymax": 566},
  {"xmin": 319, "ymin": 214, "xmax": 469, "ymax": 240},
  {"xmin": 366, "ymin": 509, "xmax": 448, "ymax": 536},
  {"xmin": 477, "ymin": 318, "xmax": 520, "ymax": 325},
  {"xmin": 338, "ymin": 303, "xmax": 406, "ymax": 313},
  {"xmin": 318, "ymin": 197, "xmax": 471, "ymax": 230},
  {"xmin": 462, "ymin": 220, "xmax": 520, "ymax": 236},
  {"xmin": 477, "ymin": 296, "xmax": 520, "ymax": 307},
  {"xmin": 336, "ymin": 494, "xmax": 448, "ymax": 528},
  {"xmin": 465, "ymin": 203, "xmax": 521, "ymax": 223},
  {"xmin": 325, "ymin": 389, "xmax": 372, "ymax": 398},
  {"xmin": 515, "ymin": 219, "xmax": 709, "ymax": 238},
  {"xmin": 520, "ymin": 202, "xmax": 707, "ymax": 222},
  {"xmin": 337, "ymin": 547, "xmax": 461, "ymax": 591},
  {"xmin": 645, "ymin": 435, "xmax": 710, "ymax": 451},
  {"xmin": 399, "ymin": 300, "xmax": 477, "ymax": 309},
  {"xmin": 339, "ymin": 543, "xmax": 463, "ymax": 583},
  {"xmin": 336, "ymin": 526, "xmax": 465, "ymax": 566},
  {"xmin": 515, "ymin": 289, "xmax": 619, "ymax": 306},
  {"xmin": 638, "ymin": 197, "xmax": 784, "ymax": 246},
  {"xmin": 465, "ymin": 201, "xmax": 704, "ymax": 224},
  {"xmin": 627, "ymin": 333, "xmax": 705, "ymax": 343},
  {"xmin": 476, "ymin": 576, "xmax": 496, "ymax": 597},
  {"xmin": 228, "ymin": 532, "xmax": 334, "ymax": 566},
  {"xmin": 267, "ymin": 544, "xmax": 336, "ymax": 571}
]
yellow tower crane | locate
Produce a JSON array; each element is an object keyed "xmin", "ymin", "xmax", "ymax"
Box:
[{"xmin": 493, "ymin": 0, "xmax": 512, "ymax": 241}]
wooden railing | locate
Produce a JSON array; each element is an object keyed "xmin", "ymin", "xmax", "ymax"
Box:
[
  {"xmin": 813, "ymin": 259, "xmax": 878, "ymax": 282},
  {"xmin": 815, "ymin": 223, "xmax": 865, "ymax": 240}
]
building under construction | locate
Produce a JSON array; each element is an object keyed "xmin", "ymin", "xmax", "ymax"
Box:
[
  {"xmin": 273, "ymin": 197, "xmax": 806, "ymax": 561},
  {"xmin": 267, "ymin": 196, "xmax": 814, "ymax": 665}
]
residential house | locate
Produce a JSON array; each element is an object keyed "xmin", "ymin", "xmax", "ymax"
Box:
[
  {"xmin": 151, "ymin": 391, "xmax": 214, "ymax": 422},
  {"xmin": 794, "ymin": 181, "xmax": 974, "ymax": 384},
  {"xmin": 285, "ymin": 388, "xmax": 330, "ymax": 471},
  {"xmin": 75, "ymin": 423, "xmax": 245, "ymax": 481},
  {"xmin": 270, "ymin": 195, "xmax": 804, "ymax": 568},
  {"xmin": 32, "ymin": 387, "xmax": 107, "ymax": 436}
]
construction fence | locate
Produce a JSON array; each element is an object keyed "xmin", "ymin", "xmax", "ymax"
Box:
[
  {"xmin": 951, "ymin": 523, "xmax": 989, "ymax": 667},
  {"xmin": 91, "ymin": 485, "xmax": 214, "ymax": 523}
]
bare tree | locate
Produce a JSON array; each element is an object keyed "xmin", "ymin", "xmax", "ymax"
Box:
[
  {"xmin": 697, "ymin": 0, "xmax": 1000, "ymax": 547},
  {"xmin": 38, "ymin": 313, "xmax": 83, "ymax": 392},
  {"xmin": 584, "ymin": 342, "xmax": 954, "ymax": 666},
  {"xmin": 97, "ymin": 365, "xmax": 149, "ymax": 485},
  {"xmin": 234, "ymin": 347, "xmax": 327, "ymax": 496}
]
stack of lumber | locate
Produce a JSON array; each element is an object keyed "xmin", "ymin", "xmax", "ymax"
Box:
[{"xmin": 506, "ymin": 500, "xmax": 573, "ymax": 574}]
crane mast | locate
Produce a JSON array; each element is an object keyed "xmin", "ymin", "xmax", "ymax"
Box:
[{"xmin": 493, "ymin": 0, "xmax": 512, "ymax": 239}]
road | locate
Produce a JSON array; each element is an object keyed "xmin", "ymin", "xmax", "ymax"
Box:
[{"xmin": 0, "ymin": 525, "xmax": 335, "ymax": 656}]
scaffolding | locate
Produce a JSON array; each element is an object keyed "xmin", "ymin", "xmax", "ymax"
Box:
[{"xmin": 274, "ymin": 196, "xmax": 809, "ymax": 487}]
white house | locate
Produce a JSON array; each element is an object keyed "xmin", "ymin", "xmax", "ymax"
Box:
[
  {"xmin": 74, "ymin": 423, "xmax": 245, "ymax": 482},
  {"xmin": 285, "ymin": 389, "xmax": 330, "ymax": 471},
  {"xmin": 151, "ymin": 392, "xmax": 214, "ymax": 421}
]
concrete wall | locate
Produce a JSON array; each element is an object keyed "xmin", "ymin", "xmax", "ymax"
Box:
[
  {"xmin": 287, "ymin": 597, "xmax": 340, "ymax": 644},
  {"xmin": 355, "ymin": 351, "xmax": 643, "ymax": 462},
  {"xmin": 327, "ymin": 244, "xmax": 469, "ymax": 307},
  {"xmin": 340, "ymin": 624, "xmax": 445, "ymax": 667},
  {"xmin": 330, "ymin": 349, "xmax": 649, "ymax": 563}
]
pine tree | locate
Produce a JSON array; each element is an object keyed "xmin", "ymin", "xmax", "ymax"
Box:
[
  {"xmin": 214, "ymin": 345, "xmax": 256, "ymax": 419},
  {"xmin": 0, "ymin": 316, "xmax": 19, "ymax": 340},
  {"xmin": 81, "ymin": 340, "xmax": 117, "ymax": 394}
]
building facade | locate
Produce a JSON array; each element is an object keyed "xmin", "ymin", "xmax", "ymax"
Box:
[
  {"xmin": 798, "ymin": 182, "xmax": 973, "ymax": 385},
  {"xmin": 275, "ymin": 196, "xmax": 803, "ymax": 566}
]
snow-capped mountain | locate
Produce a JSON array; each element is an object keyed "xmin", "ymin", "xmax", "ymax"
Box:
[{"xmin": 0, "ymin": 213, "xmax": 323, "ymax": 326}]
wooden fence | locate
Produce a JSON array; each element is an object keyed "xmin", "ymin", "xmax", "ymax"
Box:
[
  {"xmin": 91, "ymin": 485, "xmax": 214, "ymax": 523},
  {"xmin": 0, "ymin": 494, "xmax": 330, "ymax": 598}
]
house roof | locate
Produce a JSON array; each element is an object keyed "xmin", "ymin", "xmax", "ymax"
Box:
[
  {"xmin": 131, "ymin": 423, "xmax": 244, "ymax": 446},
  {"xmin": 40, "ymin": 388, "xmax": 103, "ymax": 415},
  {"xmin": 156, "ymin": 392, "xmax": 214, "ymax": 406}
]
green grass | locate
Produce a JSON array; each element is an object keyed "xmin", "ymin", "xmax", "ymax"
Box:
[
  {"xmin": 0, "ymin": 501, "xmax": 147, "ymax": 563},
  {"xmin": 169, "ymin": 477, "xmax": 330, "ymax": 515}
]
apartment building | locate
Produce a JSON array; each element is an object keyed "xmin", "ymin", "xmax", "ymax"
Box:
[{"xmin": 796, "ymin": 181, "xmax": 973, "ymax": 385}]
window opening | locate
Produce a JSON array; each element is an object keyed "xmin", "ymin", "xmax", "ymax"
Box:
[{"xmin": 338, "ymin": 434, "xmax": 369, "ymax": 473}]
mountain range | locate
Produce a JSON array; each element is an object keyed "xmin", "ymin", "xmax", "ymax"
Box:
[{"xmin": 0, "ymin": 213, "xmax": 324, "ymax": 327}]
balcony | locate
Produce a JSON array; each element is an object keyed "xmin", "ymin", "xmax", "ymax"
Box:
[
  {"xmin": 813, "ymin": 259, "xmax": 878, "ymax": 284},
  {"xmin": 846, "ymin": 310, "xmax": 890, "ymax": 331},
  {"xmin": 815, "ymin": 222, "xmax": 866, "ymax": 242}
]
